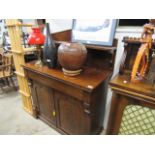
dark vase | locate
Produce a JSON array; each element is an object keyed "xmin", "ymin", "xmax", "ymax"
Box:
[{"xmin": 43, "ymin": 23, "xmax": 57, "ymax": 68}]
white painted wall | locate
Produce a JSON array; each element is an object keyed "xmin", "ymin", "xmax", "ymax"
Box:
[
  {"xmin": 0, "ymin": 20, "xmax": 6, "ymax": 47},
  {"xmin": 46, "ymin": 19, "xmax": 72, "ymax": 33},
  {"xmin": 104, "ymin": 27, "xmax": 143, "ymax": 129}
]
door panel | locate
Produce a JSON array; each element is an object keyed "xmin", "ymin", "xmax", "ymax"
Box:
[
  {"xmin": 54, "ymin": 91, "xmax": 90, "ymax": 134},
  {"xmin": 33, "ymin": 82, "xmax": 56, "ymax": 125}
]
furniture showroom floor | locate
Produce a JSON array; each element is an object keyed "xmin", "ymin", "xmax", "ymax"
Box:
[
  {"xmin": 0, "ymin": 87, "xmax": 60, "ymax": 135},
  {"xmin": 0, "ymin": 87, "xmax": 105, "ymax": 135}
]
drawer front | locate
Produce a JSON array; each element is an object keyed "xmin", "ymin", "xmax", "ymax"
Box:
[{"xmin": 26, "ymin": 69, "xmax": 91, "ymax": 103}]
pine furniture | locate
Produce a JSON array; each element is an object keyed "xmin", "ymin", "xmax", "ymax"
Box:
[{"xmin": 6, "ymin": 19, "xmax": 36, "ymax": 115}]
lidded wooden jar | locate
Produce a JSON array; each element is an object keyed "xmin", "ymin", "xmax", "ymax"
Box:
[{"xmin": 58, "ymin": 42, "xmax": 87, "ymax": 76}]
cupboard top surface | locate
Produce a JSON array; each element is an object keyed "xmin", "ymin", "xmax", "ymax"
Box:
[
  {"xmin": 23, "ymin": 62, "xmax": 112, "ymax": 92},
  {"xmin": 110, "ymin": 74, "xmax": 155, "ymax": 98}
]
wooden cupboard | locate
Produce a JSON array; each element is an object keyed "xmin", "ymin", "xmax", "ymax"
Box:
[
  {"xmin": 107, "ymin": 37, "xmax": 155, "ymax": 135},
  {"xmin": 107, "ymin": 74, "xmax": 155, "ymax": 134},
  {"xmin": 23, "ymin": 30, "xmax": 117, "ymax": 134},
  {"xmin": 23, "ymin": 61, "xmax": 112, "ymax": 134}
]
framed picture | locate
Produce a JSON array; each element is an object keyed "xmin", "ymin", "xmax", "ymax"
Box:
[{"xmin": 72, "ymin": 19, "xmax": 117, "ymax": 46}]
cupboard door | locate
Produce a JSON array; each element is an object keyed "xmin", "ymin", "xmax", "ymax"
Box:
[
  {"xmin": 54, "ymin": 91, "xmax": 91, "ymax": 135},
  {"xmin": 32, "ymin": 82, "xmax": 56, "ymax": 126}
]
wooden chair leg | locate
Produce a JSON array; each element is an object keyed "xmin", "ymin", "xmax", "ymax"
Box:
[
  {"xmin": 10, "ymin": 77, "xmax": 17, "ymax": 91},
  {"xmin": 1, "ymin": 79, "xmax": 5, "ymax": 85},
  {"xmin": 0, "ymin": 79, "xmax": 4, "ymax": 92},
  {"xmin": 5, "ymin": 78, "xmax": 10, "ymax": 86},
  {"xmin": 0, "ymin": 85, "xmax": 4, "ymax": 92}
]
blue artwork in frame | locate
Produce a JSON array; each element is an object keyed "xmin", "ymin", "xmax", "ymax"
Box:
[{"xmin": 72, "ymin": 19, "xmax": 117, "ymax": 46}]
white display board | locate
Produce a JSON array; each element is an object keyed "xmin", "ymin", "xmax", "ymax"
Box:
[{"xmin": 72, "ymin": 19, "xmax": 117, "ymax": 46}]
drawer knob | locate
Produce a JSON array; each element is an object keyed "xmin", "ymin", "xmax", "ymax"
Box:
[
  {"xmin": 52, "ymin": 110, "xmax": 56, "ymax": 117},
  {"xmin": 84, "ymin": 109, "xmax": 91, "ymax": 114}
]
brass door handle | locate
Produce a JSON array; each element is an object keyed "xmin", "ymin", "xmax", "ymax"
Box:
[
  {"xmin": 84, "ymin": 109, "xmax": 91, "ymax": 115},
  {"xmin": 52, "ymin": 110, "xmax": 56, "ymax": 117}
]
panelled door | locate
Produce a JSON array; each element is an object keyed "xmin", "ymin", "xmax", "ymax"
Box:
[
  {"xmin": 54, "ymin": 90, "xmax": 90, "ymax": 135},
  {"xmin": 32, "ymin": 82, "xmax": 56, "ymax": 126}
]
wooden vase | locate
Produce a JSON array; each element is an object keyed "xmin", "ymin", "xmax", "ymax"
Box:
[{"xmin": 58, "ymin": 42, "xmax": 87, "ymax": 76}]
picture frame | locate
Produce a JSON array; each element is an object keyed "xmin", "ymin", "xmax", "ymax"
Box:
[{"xmin": 72, "ymin": 19, "xmax": 117, "ymax": 46}]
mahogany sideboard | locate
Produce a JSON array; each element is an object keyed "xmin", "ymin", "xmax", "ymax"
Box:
[
  {"xmin": 23, "ymin": 62, "xmax": 113, "ymax": 135},
  {"xmin": 23, "ymin": 30, "xmax": 117, "ymax": 135}
]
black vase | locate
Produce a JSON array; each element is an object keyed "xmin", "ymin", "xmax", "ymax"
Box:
[{"xmin": 43, "ymin": 23, "xmax": 57, "ymax": 68}]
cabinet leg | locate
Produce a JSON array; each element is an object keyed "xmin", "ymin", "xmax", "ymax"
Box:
[{"xmin": 32, "ymin": 108, "xmax": 38, "ymax": 118}]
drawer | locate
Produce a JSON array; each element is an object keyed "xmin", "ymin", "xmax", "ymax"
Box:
[{"xmin": 26, "ymin": 69, "xmax": 91, "ymax": 103}]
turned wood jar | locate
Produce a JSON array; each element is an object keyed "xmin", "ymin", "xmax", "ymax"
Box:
[{"xmin": 58, "ymin": 42, "xmax": 87, "ymax": 76}]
